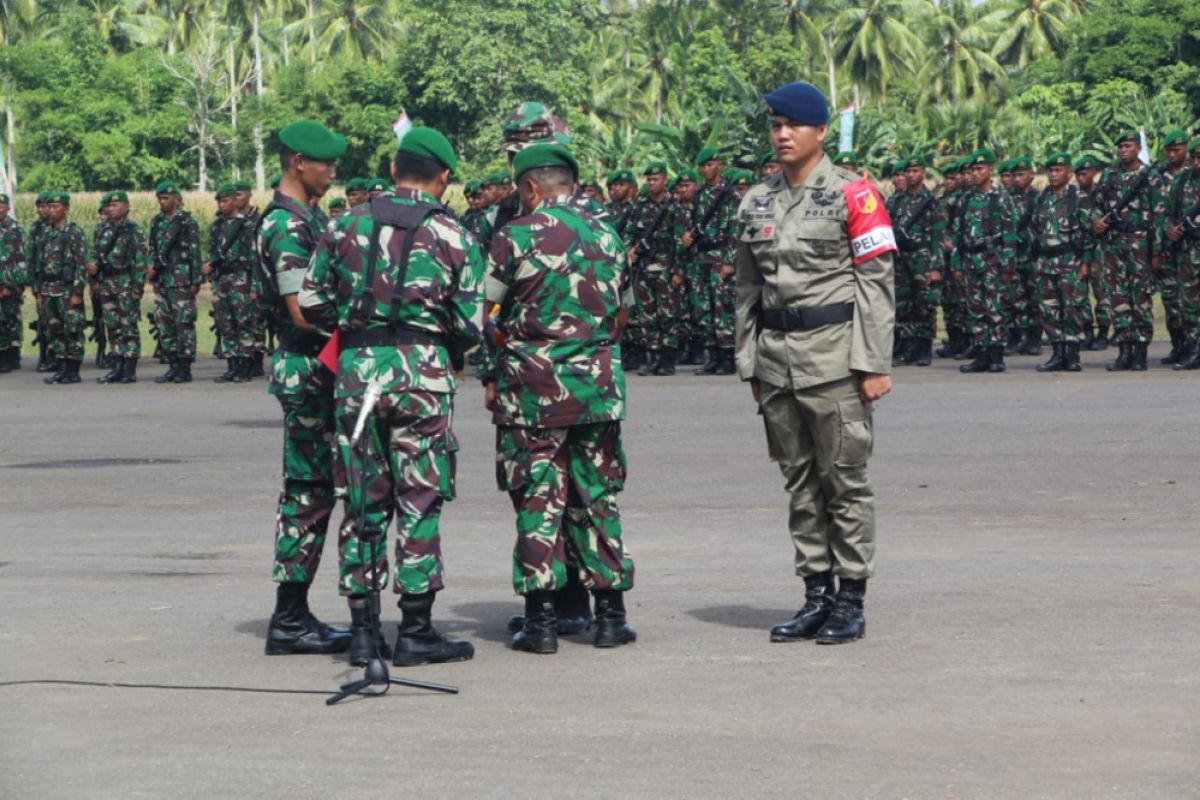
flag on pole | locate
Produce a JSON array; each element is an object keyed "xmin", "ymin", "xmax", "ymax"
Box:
[
  {"xmin": 1138, "ymin": 128, "xmax": 1152, "ymax": 166},
  {"xmin": 393, "ymin": 110, "xmax": 413, "ymax": 145},
  {"xmin": 838, "ymin": 105, "xmax": 856, "ymax": 155}
]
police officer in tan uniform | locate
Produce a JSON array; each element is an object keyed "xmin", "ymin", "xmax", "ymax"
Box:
[{"xmin": 735, "ymin": 82, "xmax": 896, "ymax": 645}]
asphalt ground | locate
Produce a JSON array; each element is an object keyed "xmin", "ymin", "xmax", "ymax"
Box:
[{"xmin": 1, "ymin": 347, "xmax": 1197, "ymax": 799}]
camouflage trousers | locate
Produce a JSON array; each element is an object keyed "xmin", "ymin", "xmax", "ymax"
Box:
[
  {"xmin": 699, "ymin": 263, "xmax": 736, "ymax": 350},
  {"xmin": 1101, "ymin": 238, "xmax": 1154, "ymax": 344},
  {"xmin": 636, "ymin": 265, "xmax": 684, "ymax": 352},
  {"xmin": 496, "ymin": 422, "xmax": 634, "ymax": 595},
  {"xmin": 1159, "ymin": 252, "xmax": 1181, "ymax": 331},
  {"xmin": 1036, "ymin": 261, "xmax": 1089, "ymax": 344},
  {"xmin": 0, "ymin": 293, "xmax": 22, "ymax": 351},
  {"xmin": 212, "ymin": 271, "xmax": 257, "ymax": 358},
  {"xmin": 1084, "ymin": 259, "xmax": 1112, "ymax": 330},
  {"xmin": 941, "ymin": 268, "xmax": 968, "ymax": 334},
  {"xmin": 269, "ymin": 350, "xmax": 336, "ymax": 585},
  {"xmin": 895, "ymin": 253, "xmax": 941, "ymax": 340},
  {"xmin": 152, "ymin": 284, "xmax": 197, "ymax": 358},
  {"xmin": 624, "ymin": 264, "xmax": 647, "ymax": 348},
  {"xmin": 758, "ymin": 376, "xmax": 876, "ymax": 581},
  {"xmin": 42, "ymin": 293, "xmax": 85, "ymax": 361},
  {"xmin": 98, "ymin": 276, "xmax": 142, "ymax": 358},
  {"xmin": 1007, "ymin": 259, "xmax": 1041, "ymax": 332},
  {"xmin": 333, "ymin": 389, "xmax": 457, "ymax": 597},
  {"xmin": 1178, "ymin": 245, "xmax": 1200, "ymax": 343},
  {"xmin": 683, "ymin": 258, "xmax": 707, "ymax": 342},
  {"xmin": 962, "ymin": 254, "xmax": 1007, "ymax": 347}
]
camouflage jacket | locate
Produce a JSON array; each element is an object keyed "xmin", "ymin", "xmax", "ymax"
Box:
[
  {"xmin": 669, "ymin": 201, "xmax": 695, "ymax": 266},
  {"xmin": 485, "ymin": 194, "xmax": 628, "ymax": 428},
  {"xmin": 35, "ymin": 221, "xmax": 88, "ymax": 297},
  {"xmin": 1091, "ymin": 164, "xmax": 1167, "ymax": 254},
  {"xmin": 889, "ymin": 186, "xmax": 947, "ymax": 270},
  {"xmin": 460, "ymin": 208, "xmax": 493, "ymax": 251},
  {"xmin": 209, "ymin": 212, "xmax": 258, "ymax": 279},
  {"xmin": 693, "ymin": 180, "xmax": 738, "ymax": 266},
  {"xmin": 0, "ymin": 216, "xmax": 26, "ymax": 289},
  {"xmin": 99, "ymin": 219, "xmax": 147, "ymax": 285},
  {"xmin": 1165, "ymin": 168, "xmax": 1200, "ymax": 254},
  {"xmin": 257, "ymin": 191, "xmax": 329, "ymax": 330},
  {"xmin": 1010, "ymin": 187, "xmax": 1040, "ymax": 258},
  {"xmin": 299, "ymin": 187, "xmax": 487, "ymax": 398},
  {"xmin": 949, "ymin": 183, "xmax": 1018, "ymax": 273},
  {"xmin": 24, "ymin": 219, "xmax": 47, "ymax": 282},
  {"xmin": 626, "ymin": 193, "xmax": 677, "ymax": 272},
  {"xmin": 91, "ymin": 221, "xmax": 112, "ymax": 285},
  {"xmin": 148, "ymin": 210, "xmax": 202, "ymax": 287},
  {"xmin": 1029, "ymin": 186, "xmax": 1096, "ymax": 271},
  {"xmin": 606, "ymin": 199, "xmax": 636, "ymax": 240}
]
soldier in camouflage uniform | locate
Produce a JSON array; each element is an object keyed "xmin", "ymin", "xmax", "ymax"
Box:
[
  {"xmin": 832, "ymin": 151, "xmax": 857, "ymax": 171},
  {"xmin": 1092, "ymin": 131, "xmax": 1167, "ymax": 372},
  {"xmin": 208, "ymin": 182, "xmax": 259, "ymax": 383},
  {"xmin": 1157, "ymin": 130, "xmax": 1190, "ymax": 364},
  {"xmin": 91, "ymin": 191, "xmax": 146, "ymax": 384},
  {"xmin": 759, "ymin": 151, "xmax": 782, "ymax": 181},
  {"xmin": 1008, "ymin": 157, "xmax": 1044, "ymax": 355},
  {"xmin": 327, "ymin": 197, "xmax": 346, "ymax": 219},
  {"xmin": 232, "ymin": 178, "xmax": 267, "ymax": 377},
  {"xmin": 1073, "ymin": 155, "xmax": 1110, "ymax": 351},
  {"xmin": 889, "ymin": 156, "xmax": 946, "ymax": 367},
  {"xmin": 27, "ymin": 195, "xmax": 55, "ymax": 372},
  {"xmin": 627, "ymin": 161, "xmax": 682, "ymax": 375},
  {"xmin": 1162, "ymin": 136, "xmax": 1200, "ymax": 370},
  {"xmin": 299, "ymin": 127, "xmax": 484, "ymax": 667},
  {"xmin": 670, "ymin": 168, "xmax": 705, "ymax": 364},
  {"xmin": 1029, "ymin": 153, "xmax": 1094, "ymax": 372},
  {"xmin": 147, "ymin": 181, "xmax": 202, "ymax": 383},
  {"xmin": 89, "ymin": 195, "xmax": 112, "ymax": 369},
  {"xmin": 952, "ymin": 149, "xmax": 1019, "ymax": 373},
  {"xmin": 460, "ymin": 179, "xmax": 493, "ymax": 249},
  {"xmin": 35, "ymin": 193, "xmax": 88, "ymax": 384},
  {"xmin": 936, "ymin": 159, "xmax": 969, "ymax": 358},
  {"xmin": 688, "ymin": 147, "xmax": 738, "ymax": 375},
  {"xmin": 345, "ymin": 178, "xmax": 369, "ymax": 209},
  {"xmin": 484, "ymin": 144, "xmax": 637, "ymax": 655},
  {"xmin": 605, "ymin": 169, "xmax": 637, "ymax": 239},
  {"xmin": 257, "ymin": 119, "xmax": 352, "ymax": 657},
  {"xmin": 0, "ymin": 193, "xmax": 27, "ymax": 373}
]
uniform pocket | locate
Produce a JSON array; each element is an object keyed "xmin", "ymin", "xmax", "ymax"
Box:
[
  {"xmin": 431, "ymin": 431, "xmax": 458, "ymax": 501},
  {"xmin": 834, "ymin": 400, "xmax": 873, "ymax": 468}
]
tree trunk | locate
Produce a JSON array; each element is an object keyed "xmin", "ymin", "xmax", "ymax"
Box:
[
  {"xmin": 229, "ymin": 40, "xmax": 239, "ymax": 180},
  {"xmin": 5, "ymin": 102, "xmax": 16, "ymax": 192},
  {"xmin": 197, "ymin": 123, "xmax": 208, "ymax": 191},
  {"xmin": 253, "ymin": 7, "xmax": 265, "ymax": 191},
  {"xmin": 826, "ymin": 36, "xmax": 837, "ymax": 108}
]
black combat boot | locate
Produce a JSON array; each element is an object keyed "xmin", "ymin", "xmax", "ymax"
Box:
[
  {"xmin": 654, "ymin": 346, "xmax": 677, "ymax": 376},
  {"xmin": 59, "ymin": 359, "xmax": 82, "ymax": 383},
  {"xmin": 155, "ymin": 355, "xmax": 178, "ymax": 383},
  {"xmin": 1161, "ymin": 326, "xmax": 1183, "ymax": 365},
  {"xmin": 959, "ymin": 343, "xmax": 990, "ymax": 373},
  {"xmin": 506, "ymin": 569, "xmax": 594, "ymax": 635},
  {"xmin": 392, "ymin": 591, "xmax": 474, "ymax": 667},
  {"xmin": 892, "ymin": 338, "xmax": 913, "ymax": 366},
  {"xmin": 816, "ymin": 578, "xmax": 867, "ymax": 644},
  {"xmin": 770, "ymin": 572, "xmax": 836, "ymax": 642},
  {"xmin": 36, "ymin": 354, "xmax": 56, "ymax": 373},
  {"xmin": 624, "ymin": 343, "xmax": 646, "ymax": 372},
  {"xmin": 232, "ymin": 356, "xmax": 252, "ymax": 383},
  {"xmin": 913, "ymin": 338, "xmax": 933, "ymax": 367},
  {"xmin": 511, "ymin": 590, "xmax": 558, "ymax": 654},
  {"xmin": 694, "ymin": 347, "xmax": 720, "ymax": 375},
  {"xmin": 592, "ymin": 589, "xmax": 637, "ymax": 648},
  {"xmin": 264, "ymin": 583, "xmax": 351, "ymax": 655},
  {"xmin": 97, "ymin": 356, "xmax": 124, "ymax": 384},
  {"xmin": 1106, "ymin": 342, "xmax": 1132, "ymax": 371},
  {"xmin": 0, "ymin": 349, "xmax": 12, "ymax": 373},
  {"xmin": 171, "ymin": 357, "xmax": 193, "ymax": 383},
  {"xmin": 716, "ymin": 348, "xmax": 736, "ymax": 375},
  {"xmin": 952, "ymin": 335, "xmax": 976, "ymax": 360},
  {"xmin": 214, "ymin": 358, "xmax": 238, "ymax": 383},
  {"xmin": 250, "ymin": 351, "xmax": 265, "ymax": 377},
  {"xmin": 1063, "ymin": 341, "xmax": 1082, "ymax": 372},
  {"xmin": 988, "ymin": 344, "xmax": 1007, "ymax": 373},
  {"xmin": 6, "ymin": 349, "xmax": 20, "ymax": 371},
  {"xmin": 637, "ymin": 350, "xmax": 658, "ymax": 376},
  {"xmin": 1174, "ymin": 340, "xmax": 1200, "ymax": 370},
  {"xmin": 1131, "ymin": 341, "xmax": 1148, "ymax": 371},
  {"xmin": 1094, "ymin": 325, "xmax": 1109, "ymax": 351},
  {"xmin": 1022, "ymin": 327, "xmax": 1043, "ymax": 356},
  {"xmin": 1036, "ymin": 343, "xmax": 1064, "ymax": 373},
  {"xmin": 1004, "ymin": 328, "xmax": 1022, "ymax": 355},
  {"xmin": 683, "ymin": 338, "xmax": 705, "ymax": 365},
  {"xmin": 119, "ymin": 357, "xmax": 138, "ymax": 383},
  {"xmin": 43, "ymin": 359, "xmax": 68, "ymax": 384},
  {"xmin": 935, "ymin": 331, "xmax": 956, "ymax": 359},
  {"xmin": 346, "ymin": 595, "xmax": 392, "ymax": 667},
  {"xmin": 1081, "ymin": 327, "xmax": 1095, "ymax": 351}
]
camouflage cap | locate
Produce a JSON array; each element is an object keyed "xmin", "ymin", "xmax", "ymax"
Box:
[
  {"xmin": 1163, "ymin": 129, "xmax": 1188, "ymax": 148},
  {"xmin": 328, "ymin": 196, "xmax": 346, "ymax": 208},
  {"xmin": 1115, "ymin": 130, "xmax": 1139, "ymax": 146},
  {"xmin": 1073, "ymin": 154, "xmax": 1103, "ymax": 172},
  {"xmin": 694, "ymin": 146, "xmax": 721, "ymax": 166},
  {"xmin": 215, "ymin": 181, "xmax": 237, "ymax": 199},
  {"xmin": 969, "ymin": 148, "xmax": 996, "ymax": 165},
  {"xmin": 501, "ymin": 101, "xmax": 570, "ymax": 154},
  {"xmin": 832, "ymin": 151, "xmax": 857, "ymax": 167},
  {"xmin": 234, "ymin": 179, "xmax": 252, "ymax": 192},
  {"xmin": 1044, "ymin": 152, "xmax": 1072, "ymax": 169},
  {"xmin": 1011, "ymin": 156, "xmax": 1033, "ymax": 172},
  {"xmin": 278, "ymin": 119, "xmax": 346, "ymax": 161},
  {"xmin": 607, "ymin": 168, "xmax": 636, "ymax": 185},
  {"xmin": 512, "ymin": 143, "xmax": 579, "ymax": 181},
  {"xmin": 155, "ymin": 180, "xmax": 181, "ymax": 197},
  {"xmin": 642, "ymin": 161, "xmax": 668, "ymax": 176},
  {"xmin": 109, "ymin": 190, "xmax": 129, "ymax": 203}
]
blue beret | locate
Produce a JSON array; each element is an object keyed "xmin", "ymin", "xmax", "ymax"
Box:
[{"xmin": 763, "ymin": 82, "xmax": 829, "ymax": 126}]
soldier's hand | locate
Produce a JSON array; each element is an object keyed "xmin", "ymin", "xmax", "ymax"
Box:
[
  {"xmin": 1078, "ymin": 265, "xmax": 1089, "ymax": 279},
  {"xmin": 1092, "ymin": 216, "xmax": 1109, "ymax": 234},
  {"xmin": 132, "ymin": 293, "xmax": 143, "ymax": 302},
  {"xmin": 484, "ymin": 382, "xmax": 497, "ymax": 411},
  {"xmin": 87, "ymin": 262, "xmax": 99, "ymax": 275},
  {"xmin": 749, "ymin": 378, "xmax": 761, "ymax": 404},
  {"xmin": 859, "ymin": 373, "xmax": 892, "ymax": 404},
  {"xmin": 201, "ymin": 262, "xmax": 212, "ymax": 276},
  {"xmin": 671, "ymin": 273, "xmax": 684, "ymax": 288},
  {"xmin": 929, "ymin": 270, "xmax": 942, "ymax": 284},
  {"xmin": 147, "ymin": 268, "xmax": 157, "ymax": 281},
  {"xmin": 249, "ymin": 292, "xmax": 257, "ymax": 302},
  {"xmin": 1151, "ymin": 256, "xmax": 1163, "ymax": 271},
  {"xmin": 69, "ymin": 294, "xmax": 82, "ymax": 306},
  {"xmin": 1002, "ymin": 271, "xmax": 1014, "ymax": 283},
  {"xmin": 952, "ymin": 270, "xmax": 964, "ymax": 282},
  {"xmin": 719, "ymin": 264, "xmax": 735, "ymax": 279},
  {"xmin": 1167, "ymin": 225, "xmax": 1183, "ymax": 242},
  {"xmin": 191, "ymin": 284, "xmax": 201, "ymax": 297},
  {"xmin": 682, "ymin": 232, "xmax": 695, "ymax": 248}
]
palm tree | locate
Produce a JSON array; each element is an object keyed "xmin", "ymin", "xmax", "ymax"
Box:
[
  {"xmin": 293, "ymin": 0, "xmax": 391, "ymax": 64},
  {"xmin": 982, "ymin": 0, "xmax": 1079, "ymax": 70},
  {"xmin": 81, "ymin": 0, "xmax": 166, "ymax": 52},
  {"xmin": 831, "ymin": 0, "xmax": 925, "ymax": 107},
  {"xmin": 781, "ymin": 0, "xmax": 840, "ymax": 107},
  {"xmin": 913, "ymin": 0, "xmax": 1006, "ymax": 109},
  {"xmin": 1, "ymin": 0, "xmax": 42, "ymax": 45}
]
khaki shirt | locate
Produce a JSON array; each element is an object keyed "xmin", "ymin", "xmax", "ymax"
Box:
[{"xmin": 734, "ymin": 155, "xmax": 895, "ymax": 390}]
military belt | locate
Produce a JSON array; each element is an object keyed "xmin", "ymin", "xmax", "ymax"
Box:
[
  {"xmin": 760, "ymin": 303, "xmax": 855, "ymax": 332},
  {"xmin": 340, "ymin": 327, "xmax": 446, "ymax": 348},
  {"xmin": 279, "ymin": 327, "xmax": 326, "ymax": 357}
]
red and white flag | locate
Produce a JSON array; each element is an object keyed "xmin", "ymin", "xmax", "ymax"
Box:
[{"xmin": 393, "ymin": 110, "xmax": 413, "ymax": 145}]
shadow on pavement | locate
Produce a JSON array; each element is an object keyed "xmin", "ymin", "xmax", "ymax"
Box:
[{"xmin": 686, "ymin": 605, "xmax": 794, "ymax": 630}]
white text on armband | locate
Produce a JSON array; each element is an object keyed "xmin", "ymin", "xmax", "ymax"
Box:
[{"xmin": 851, "ymin": 226, "xmax": 897, "ymax": 263}]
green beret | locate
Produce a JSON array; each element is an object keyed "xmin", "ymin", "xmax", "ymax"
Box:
[
  {"xmin": 677, "ymin": 168, "xmax": 699, "ymax": 183},
  {"xmin": 269, "ymin": 173, "xmax": 282, "ymax": 189},
  {"xmin": 368, "ymin": 178, "xmax": 389, "ymax": 191},
  {"xmin": 969, "ymin": 148, "xmax": 996, "ymax": 166},
  {"xmin": 997, "ymin": 158, "xmax": 1013, "ymax": 173},
  {"xmin": 155, "ymin": 180, "xmax": 180, "ymax": 197},
  {"xmin": 760, "ymin": 151, "xmax": 780, "ymax": 167},
  {"xmin": 398, "ymin": 126, "xmax": 457, "ymax": 174},
  {"xmin": 233, "ymin": 179, "xmax": 252, "ymax": 192},
  {"xmin": 1043, "ymin": 152, "xmax": 1072, "ymax": 169},
  {"xmin": 109, "ymin": 190, "xmax": 129, "ymax": 203},
  {"xmin": 343, "ymin": 178, "xmax": 363, "ymax": 192},
  {"xmin": 215, "ymin": 181, "xmax": 237, "ymax": 199},
  {"xmin": 1115, "ymin": 130, "xmax": 1139, "ymax": 146},
  {"xmin": 730, "ymin": 170, "xmax": 753, "ymax": 187},
  {"xmin": 278, "ymin": 119, "xmax": 347, "ymax": 161},
  {"xmin": 328, "ymin": 197, "xmax": 346, "ymax": 208},
  {"xmin": 694, "ymin": 146, "xmax": 721, "ymax": 165},
  {"xmin": 832, "ymin": 151, "xmax": 857, "ymax": 167},
  {"xmin": 464, "ymin": 179, "xmax": 482, "ymax": 195},
  {"xmin": 1011, "ymin": 156, "xmax": 1033, "ymax": 172},
  {"xmin": 1073, "ymin": 155, "xmax": 1103, "ymax": 172},
  {"xmin": 668, "ymin": 176, "xmax": 680, "ymax": 191},
  {"xmin": 0, "ymin": 193, "xmax": 9, "ymax": 204},
  {"xmin": 642, "ymin": 161, "xmax": 668, "ymax": 176},
  {"xmin": 1163, "ymin": 130, "xmax": 1188, "ymax": 148},
  {"xmin": 98, "ymin": 191, "xmax": 113, "ymax": 208},
  {"xmin": 1189, "ymin": 137, "xmax": 1200, "ymax": 155},
  {"xmin": 891, "ymin": 159, "xmax": 908, "ymax": 175},
  {"xmin": 607, "ymin": 168, "xmax": 636, "ymax": 185},
  {"xmin": 512, "ymin": 143, "xmax": 579, "ymax": 181},
  {"xmin": 35, "ymin": 192, "xmax": 48, "ymax": 203},
  {"xmin": 902, "ymin": 155, "xmax": 926, "ymax": 169},
  {"xmin": 47, "ymin": 192, "xmax": 70, "ymax": 205},
  {"xmin": 485, "ymin": 172, "xmax": 511, "ymax": 186}
]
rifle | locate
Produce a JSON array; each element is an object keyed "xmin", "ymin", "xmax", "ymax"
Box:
[
  {"xmin": 895, "ymin": 191, "xmax": 937, "ymax": 252},
  {"xmin": 88, "ymin": 288, "xmax": 107, "ymax": 368},
  {"xmin": 1099, "ymin": 167, "xmax": 1152, "ymax": 233},
  {"xmin": 687, "ymin": 182, "xmax": 734, "ymax": 253},
  {"xmin": 151, "ymin": 214, "xmax": 187, "ymax": 285},
  {"xmin": 633, "ymin": 198, "xmax": 676, "ymax": 267},
  {"xmin": 209, "ymin": 308, "xmax": 222, "ymax": 357},
  {"xmin": 147, "ymin": 310, "xmax": 163, "ymax": 361},
  {"xmin": 28, "ymin": 318, "xmax": 47, "ymax": 367}
]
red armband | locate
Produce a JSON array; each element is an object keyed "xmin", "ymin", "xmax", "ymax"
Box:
[{"xmin": 843, "ymin": 179, "xmax": 897, "ymax": 265}]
